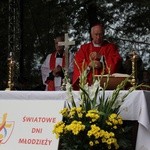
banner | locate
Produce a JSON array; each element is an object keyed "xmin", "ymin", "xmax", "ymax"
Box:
[{"xmin": 0, "ymin": 99, "xmax": 64, "ymax": 150}]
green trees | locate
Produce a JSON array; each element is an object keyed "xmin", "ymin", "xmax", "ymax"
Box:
[{"xmin": 0, "ymin": 0, "xmax": 149, "ymax": 90}]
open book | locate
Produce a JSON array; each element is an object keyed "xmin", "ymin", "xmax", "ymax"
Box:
[
  {"xmin": 95, "ymin": 73, "xmax": 130, "ymax": 78},
  {"xmin": 111, "ymin": 73, "xmax": 130, "ymax": 77},
  {"xmin": 95, "ymin": 73, "xmax": 130, "ymax": 90}
]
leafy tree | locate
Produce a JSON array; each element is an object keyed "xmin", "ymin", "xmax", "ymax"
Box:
[
  {"xmin": 0, "ymin": 0, "xmax": 149, "ymax": 89},
  {"xmin": 0, "ymin": 0, "xmax": 8, "ymax": 89}
]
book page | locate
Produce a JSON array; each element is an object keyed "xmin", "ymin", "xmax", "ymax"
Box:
[{"xmin": 111, "ymin": 73, "xmax": 130, "ymax": 77}]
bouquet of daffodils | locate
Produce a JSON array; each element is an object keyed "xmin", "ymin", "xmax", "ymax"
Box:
[{"xmin": 53, "ymin": 67, "xmax": 138, "ymax": 150}]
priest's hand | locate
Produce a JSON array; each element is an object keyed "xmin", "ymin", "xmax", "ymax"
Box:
[
  {"xmin": 89, "ymin": 52, "xmax": 101, "ymax": 61},
  {"xmin": 52, "ymin": 65, "xmax": 64, "ymax": 77},
  {"xmin": 89, "ymin": 60, "xmax": 102, "ymax": 69}
]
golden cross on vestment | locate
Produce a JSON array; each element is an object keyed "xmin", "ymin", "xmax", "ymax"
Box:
[{"xmin": 58, "ymin": 33, "xmax": 75, "ymax": 71}]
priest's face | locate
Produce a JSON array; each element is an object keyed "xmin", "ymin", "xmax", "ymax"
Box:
[
  {"xmin": 54, "ymin": 37, "xmax": 64, "ymax": 54},
  {"xmin": 91, "ymin": 25, "xmax": 104, "ymax": 45}
]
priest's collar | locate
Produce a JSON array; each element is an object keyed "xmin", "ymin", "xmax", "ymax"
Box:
[
  {"xmin": 56, "ymin": 52, "xmax": 64, "ymax": 58},
  {"xmin": 92, "ymin": 42, "xmax": 101, "ymax": 47},
  {"xmin": 92, "ymin": 40, "xmax": 108, "ymax": 47}
]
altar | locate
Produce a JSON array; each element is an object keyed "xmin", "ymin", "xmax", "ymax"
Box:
[{"xmin": 0, "ymin": 90, "xmax": 150, "ymax": 150}]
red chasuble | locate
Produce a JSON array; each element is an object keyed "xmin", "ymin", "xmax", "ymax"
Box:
[
  {"xmin": 47, "ymin": 52, "xmax": 65, "ymax": 91},
  {"xmin": 72, "ymin": 41, "xmax": 122, "ymax": 90}
]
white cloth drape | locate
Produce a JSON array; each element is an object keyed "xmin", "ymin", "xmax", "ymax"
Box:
[{"xmin": 0, "ymin": 90, "xmax": 150, "ymax": 150}]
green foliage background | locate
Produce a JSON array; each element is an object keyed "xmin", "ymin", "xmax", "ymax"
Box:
[{"xmin": 0, "ymin": 0, "xmax": 150, "ymax": 90}]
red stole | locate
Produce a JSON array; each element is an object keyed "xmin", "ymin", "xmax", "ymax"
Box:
[{"xmin": 47, "ymin": 52, "xmax": 65, "ymax": 91}]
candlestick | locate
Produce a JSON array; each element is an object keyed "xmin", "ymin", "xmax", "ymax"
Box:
[
  {"xmin": 5, "ymin": 52, "xmax": 15, "ymax": 90},
  {"xmin": 130, "ymin": 51, "xmax": 138, "ymax": 86}
]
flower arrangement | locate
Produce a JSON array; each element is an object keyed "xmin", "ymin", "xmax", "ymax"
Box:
[{"xmin": 53, "ymin": 66, "xmax": 139, "ymax": 150}]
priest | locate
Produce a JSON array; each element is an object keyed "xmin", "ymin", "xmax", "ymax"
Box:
[
  {"xmin": 41, "ymin": 33, "xmax": 73, "ymax": 91},
  {"xmin": 72, "ymin": 23, "xmax": 122, "ymax": 90}
]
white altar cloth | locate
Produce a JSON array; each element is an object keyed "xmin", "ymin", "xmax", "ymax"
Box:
[{"xmin": 0, "ymin": 90, "xmax": 150, "ymax": 150}]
